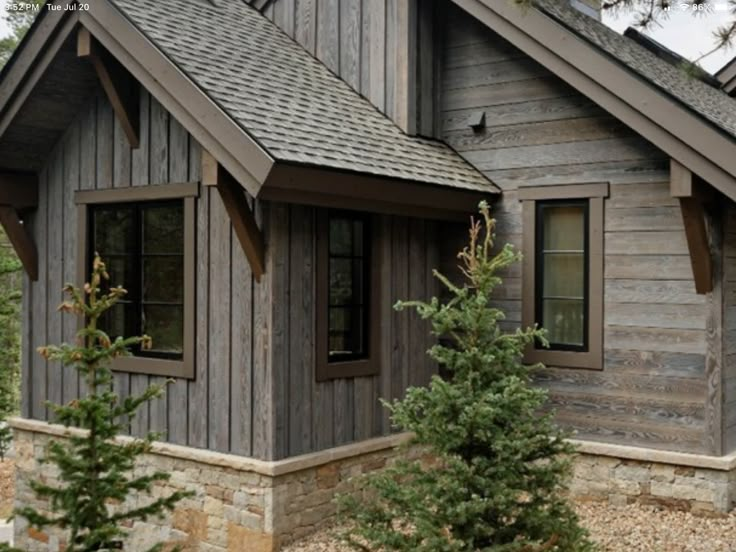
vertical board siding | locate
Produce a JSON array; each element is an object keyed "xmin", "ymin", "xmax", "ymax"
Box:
[
  {"xmin": 277, "ymin": 206, "xmax": 439, "ymax": 458},
  {"xmin": 440, "ymin": 5, "xmax": 709, "ymax": 454},
  {"xmin": 23, "ymin": 87, "xmax": 263, "ymax": 457},
  {"xmin": 46, "ymin": 148, "xmax": 64, "ymax": 417},
  {"xmin": 722, "ymin": 209, "xmax": 736, "ymax": 452},
  {"xmin": 269, "ymin": 0, "xmax": 432, "ymax": 135}
]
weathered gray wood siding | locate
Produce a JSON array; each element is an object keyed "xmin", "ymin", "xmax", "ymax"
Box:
[
  {"xmin": 21, "ymin": 84, "xmax": 442, "ymax": 460},
  {"xmin": 442, "ymin": 5, "xmax": 714, "ymax": 454},
  {"xmin": 267, "ymin": 205, "xmax": 439, "ymax": 459},
  {"xmin": 21, "ymin": 87, "xmax": 274, "ymax": 457},
  {"xmin": 723, "ymin": 210, "xmax": 736, "ymax": 452},
  {"xmin": 263, "ymin": 0, "xmax": 438, "ymax": 135}
]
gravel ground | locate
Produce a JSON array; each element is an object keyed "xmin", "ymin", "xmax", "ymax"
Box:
[
  {"xmin": 283, "ymin": 502, "xmax": 736, "ymax": 552},
  {"xmin": 0, "ymin": 460, "xmax": 13, "ymax": 519}
]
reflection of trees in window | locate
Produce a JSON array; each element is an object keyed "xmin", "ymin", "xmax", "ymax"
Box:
[
  {"xmin": 90, "ymin": 201, "xmax": 184, "ymax": 359},
  {"xmin": 328, "ymin": 213, "xmax": 369, "ymax": 361}
]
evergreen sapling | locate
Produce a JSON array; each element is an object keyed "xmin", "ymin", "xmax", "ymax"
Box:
[
  {"xmin": 5, "ymin": 255, "xmax": 191, "ymax": 551},
  {"xmin": 340, "ymin": 203, "xmax": 595, "ymax": 552}
]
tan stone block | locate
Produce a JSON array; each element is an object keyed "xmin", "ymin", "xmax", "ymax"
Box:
[
  {"xmin": 173, "ymin": 509, "xmax": 209, "ymax": 541},
  {"xmin": 227, "ymin": 524, "xmax": 276, "ymax": 552},
  {"xmin": 651, "ymin": 464, "xmax": 675, "ymax": 483},
  {"xmin": 204, "ymin": 496, "xmax": 224, "ymax": 517},
  {"xmin": 674, "ymin": 466, "xmax": 695, "ymax": 477},
  {"xmin": 614, "ymin": 464, "xmax": 651, "ymax": 483},
  {"xmin": 28, "ymin": 527, "xmax": 49, "ymax": 543},
  {"xmin": 316, "ymin": 463, "xmax": 340, "ymax": 489}
]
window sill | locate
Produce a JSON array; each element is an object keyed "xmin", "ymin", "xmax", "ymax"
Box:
[
  {"xmin": 524, "ymin": 348, "xmax": 602, "ymax": 371},
  {"xmin": 112, "ymin": 355, "xmax": 194, "ymax": 379},
  {"xmin": 316, "ymin": 357, "xmax": 379, "ymax": 382}
]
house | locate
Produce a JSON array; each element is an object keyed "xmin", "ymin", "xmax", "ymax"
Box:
[{"xmin": 2, "ymin": 0, "xmax": 736, "ymax": 549}]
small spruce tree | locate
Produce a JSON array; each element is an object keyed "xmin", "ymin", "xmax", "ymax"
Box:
[
  {"xmin": 7, "ymin": 255, "xmax": 191, "ymax": 551},
  {"xmin": 340, "ymin": 203, "xmax": 595, "ymax": 552}
]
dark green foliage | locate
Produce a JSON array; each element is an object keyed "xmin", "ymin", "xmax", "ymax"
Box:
[
  {"xmin": 4, "ymin": 256, "xmax": 190, "ymax": 552},
  {"xmin": 0, "ymin": 0, "xmax": 45, "ymax": 67},
  {"xmin": 339, "ymin": 203, "xmax": 595, "ymax": 552},
  {"xmin": 0, "ymin": 233, "xmax": 21, "ymax": 460}
]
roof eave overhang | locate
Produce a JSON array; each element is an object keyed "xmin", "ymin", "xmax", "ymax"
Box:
[
  {"xmin": 262, "ymin": 163, "xmax": 496, "ymax": 221},
  {"xmin": 450, "ymin": 0, "xmax": 736, "ymax": 202}
]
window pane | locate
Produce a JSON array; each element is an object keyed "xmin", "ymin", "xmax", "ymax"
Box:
[
  {"xmin": 99, "ymin": 303, "xmax": 136, "ymax": 343},
  {"xmin": 542, "ymin": 205, "xmax": 584, "ymax": 251},
  {"xmin": 330, "ymin": 259, "xmax": 353, "ymax": 306},
  {"xmin": 142, "ymin": 204, "xmax": 184, "ymax": 255},
  {"xmin": 329, "ymin": 218, "xmax": 352, "ymax": 256},
  {"xmin": 327, "ymin": 214, "xmax": 369, "ymax": 361},
  {"xmin": 143, "ymin": 256, "xmax": 184, "ymax": 303},
  {"xmin": 106, "ymin": 255, "xmax": 138, "ymax": 298},
  {"xmin": 328, "ymin": 307, "xmax": 365, "ymax": 357},
  {"xmin": 538, "ymin": 202, "xmax": 587, "ymax": 349},
  {"xmin": 542, "ymin": 299, "xmax": 585, "ymax": 347},
  {"xmin": 352, "ymin": 219, "xmax": 364, "ymax": 256},
  {"xmin": 143, "ymin": 305, "xmax": 183, "ymax": 355},
  {"xmin": 542, "ymin": 253, "xmax": 584, "ymax": 298},
  {"xmin": 93, "ymin": 207, "xmax": 135, "ymax": 255}
]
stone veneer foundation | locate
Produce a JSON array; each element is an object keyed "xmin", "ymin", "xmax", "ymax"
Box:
[
  {"xmin": 11, "ymin": 420, "xmax": 736, "ymax": 551},
  {"xmin": 10, "ymin": 418, "xmax": 411, "ymax": 552},
  {"xmin": 568, "ymin": 440, "xmax": 736, "ymax": 515}
]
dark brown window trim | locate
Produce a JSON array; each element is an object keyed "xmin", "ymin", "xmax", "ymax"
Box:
[
  {"xmin": 520, "ymin": 183, "xmax": 607, "ymax": 370},
  {"xmin": 315, "ymin": 210, "xmax": 381, "ymax": 381},
  {"xmin": 75, "ymin": 181, "xmax": 199, "ymax": 205},
  {"xmin": 76, "ymin": 183, "xmax": 198, "ymax": 379}
]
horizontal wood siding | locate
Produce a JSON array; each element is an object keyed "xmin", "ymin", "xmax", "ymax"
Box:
[
  {"xmin": 271, "ymin": 205, "xmax": 439, "ymax": 458},
  {"xmin": 441, "ymin": 5, "xmax": 710, "ymax": 454},
  {"xmin": 22, "ymin": 87, "xmax": 267, "ymax": 457}
]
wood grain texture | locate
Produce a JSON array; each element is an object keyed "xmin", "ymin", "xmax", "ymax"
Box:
[
  {"xmin": 30, "ymin": 167, "xmax": 47, "ymax": 420},
  {"xmin": 166, "ymin": 117, "xmax": 189, "ymax": 446},
  {"xmin": 46, "ymin": 151, "xmax": 63, "ymax": 418},
  {"xmin": 208, "ymin": 190, "xmax": 232, "ymax": 452},
  {"xmin": 439, "ymin": 4, "xmax": 709, "ymax": 454}
]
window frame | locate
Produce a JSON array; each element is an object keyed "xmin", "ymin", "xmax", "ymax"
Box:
[
  {"xmin": 315, "ymin": 209, "xmax": 381, "ymax": 381},
  {"xmin": 75, "ymin": 182, "xmax": 198, "ymax": 379},
  {"xmin": 519, "ymin": 183, "xmax": 607, "ymax": 370}
]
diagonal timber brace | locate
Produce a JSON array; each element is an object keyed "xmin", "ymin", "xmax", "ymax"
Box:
[
  {"xmin": 671, "ymin": 159, "xmax": 713, "ymax": 295},
  {"xmin": 202, "ymin": 150, "xmax": 266, "ymax": 281},
  {"xmin": 0, "ymin": 206, "xmax": 37, "ymax": 282},
  {"xmin": 77, "ymin": 27, "xmax": 140, "ymax": 148}
]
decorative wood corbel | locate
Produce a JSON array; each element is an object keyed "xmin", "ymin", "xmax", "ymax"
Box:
[
  {"xmin": 671, "ymin": 159, "xmax": 713, "ymax": 294},
  {"xmin": 0, "ymin": 206, "xmax": 37, "ymax": 282},
  {"xmin": 0, "ymin": 171, "xmax": 38, "ymax": 281},
  {"xmin": 77, "ymin": 27, "xmax": 140, "ymax": 148},
  {"xmin": 202, "ymin": 150, "xmax": 265, "ymax": 281}
]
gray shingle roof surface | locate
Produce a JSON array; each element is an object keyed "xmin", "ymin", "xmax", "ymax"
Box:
[
  {"xmin": 537, "ymin": 0, "xmax": 736, "ymax": 138},
  {"xmin": 109, "ymin": 0, "xmax": 496, "ymax": 193}
]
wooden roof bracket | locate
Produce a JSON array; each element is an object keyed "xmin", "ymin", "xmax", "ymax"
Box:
[
  {"xmin": 671, "ymin": 159, "xmax": 713, "ymax": 294},
  {"xmin": 0, "ymin": 171, "xmax": 39, "ymax": 281},
  {"xmin": 77, "ymin": 27, "xmax": 140, "ymax": 149},
  {"xmin": 0, "ymin": 207, "xmax": 37, "ymax": 282},
  {"xmin": 202, "ymin": 149, "xmax": 265, "ymax": 282}
]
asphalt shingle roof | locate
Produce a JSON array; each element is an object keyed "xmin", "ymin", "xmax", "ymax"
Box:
[
  {"xmin": 108, "ymin": 0, "xmax": 496, "ymax": 193},
  {"xmin": 537, "ymin": 0, "xmax": 736, "ymax": 139}
]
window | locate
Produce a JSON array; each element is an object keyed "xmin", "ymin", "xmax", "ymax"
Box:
[
  {"xmin": 90, "ymin": 201, "xmax": 184, "ymax": 359},
  {"xmin": 316, "ymin": 210, "xmax": 380, "ymax": 381},
  {"xmin": 519, "ymin": 183, "xmax": 606, "ymax": 370},
  {"xmin": 535, "ymin": 201, "xmax": 588, "ymax": 351},
  {"xmin": 76, "ymin": 183, "xmax": 197, "ymax": 378}
]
